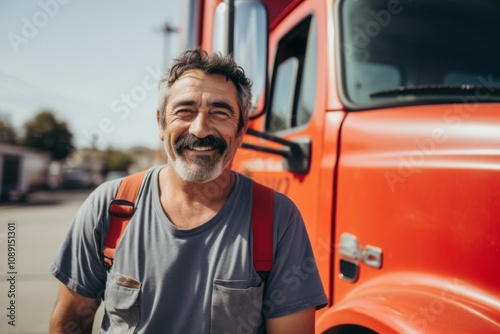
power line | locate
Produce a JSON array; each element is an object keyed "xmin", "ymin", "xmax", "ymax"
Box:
[{"xmin": 0, "ymin": 69, "xmax": 103, "ymax": 111}]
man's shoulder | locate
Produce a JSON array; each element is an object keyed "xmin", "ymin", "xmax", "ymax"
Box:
[
  {"xmin": 90, "ymin": 177, "xmax": 123, "ymax": 201},
  {"xmin": 86, "ymin": 167, "xmax": 159, "ymax": 206}
]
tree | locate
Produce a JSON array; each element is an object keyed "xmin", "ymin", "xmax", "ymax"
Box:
[
  {"xmin": 104, "ymin": 148, "xmax": 133, "ymax": 172},
  {"xmin": 21, "ymin": 110, "xmax": 75, "ymax": 160},
  {"xmin": 0, "ymin": 114, "xmax": 18, "ymax": 144}
]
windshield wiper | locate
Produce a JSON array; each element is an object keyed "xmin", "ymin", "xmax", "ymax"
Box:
[{"xmin": 369, "ymin": 84, "xmax": 500, "ymax": 98}]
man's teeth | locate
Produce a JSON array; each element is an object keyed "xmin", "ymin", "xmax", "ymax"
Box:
[{"xmin": 190, "ymin": 146, "xmax": 213, "ymax": 151}]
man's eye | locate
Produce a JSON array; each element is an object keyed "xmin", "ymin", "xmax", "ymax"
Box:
[
  {"xmin": 176, "ymin": 109, "xmax": 194, "ymax": 114},
  {"xmin": 212, "ymin": 111, "xmax": 230, "ymax": 118}
]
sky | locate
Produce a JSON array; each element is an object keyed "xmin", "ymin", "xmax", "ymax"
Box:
[{"xmin": 0, "ymin": 0, "xmax": 181, "ymax": 150}]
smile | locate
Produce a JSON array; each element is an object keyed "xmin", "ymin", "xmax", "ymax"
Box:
[
  {"xmin": 175, "ymin": 134, "xmax": 228, "ymax": 156},
  {"xmin": 188, "ymin": 145, "xmax": 215, "ymax": 152}
]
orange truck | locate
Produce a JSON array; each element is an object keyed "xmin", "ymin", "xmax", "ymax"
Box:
[{"xmin": 175, "ymin": 0, "xmax": 500, "ymax": 332}]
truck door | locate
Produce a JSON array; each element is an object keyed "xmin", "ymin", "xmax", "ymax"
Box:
[{"xmin": 233, "ymin": 1, "xmax": 340, "ymax": 306}]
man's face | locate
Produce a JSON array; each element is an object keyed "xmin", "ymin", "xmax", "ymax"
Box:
[{"xmin": 158, "ymin": 69, "xmax": 244, "ymax": 183}]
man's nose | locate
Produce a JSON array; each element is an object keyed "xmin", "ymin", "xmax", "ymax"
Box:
[{"xmin": 189, "ymin": 113, "xmax": 213, "ymax": 138}]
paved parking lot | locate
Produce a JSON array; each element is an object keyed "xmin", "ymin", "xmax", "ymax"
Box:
[{"xmin": 0, "ymin": 189, "xmax": 105, "ymax": 333}]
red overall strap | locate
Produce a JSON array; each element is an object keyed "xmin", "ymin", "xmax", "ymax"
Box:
[
  {"xmin": 103, "ymin": 170, "xmax": 146, "ymax": 270},
  {"xmin": 103, "ymin": 172, "xmax": 274, "ymax": 273},
  {"xmin": 251, "ymin": 181, "xmax": 274, "ymax": 272}
]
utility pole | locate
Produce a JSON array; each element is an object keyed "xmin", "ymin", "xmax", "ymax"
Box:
[{"xmin": 161, "ymin": 20, "xmax": 178, "ymax": 71}]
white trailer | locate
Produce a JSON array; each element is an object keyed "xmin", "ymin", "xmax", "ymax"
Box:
[{"xmin": 0, "ymin": 143, "xmax": 51, "ymax": 201}]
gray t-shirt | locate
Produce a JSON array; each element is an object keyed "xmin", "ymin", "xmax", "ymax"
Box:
[{"xmin": 50, "ymin": 166, "xmax": 328, "ymax": 333}]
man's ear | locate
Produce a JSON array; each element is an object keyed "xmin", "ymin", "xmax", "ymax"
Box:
[
  {"xmin": 156, "ymin": 109, "xmax": 164, "ymax": 141},
  {"xmin": 237, "ymin": 122, "xmax": 249, "ymax": 147}
]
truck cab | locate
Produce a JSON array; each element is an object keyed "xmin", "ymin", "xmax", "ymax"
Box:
[{"xmin": 176, "ymin": 0, "xmax": 500, "ymax": 332}]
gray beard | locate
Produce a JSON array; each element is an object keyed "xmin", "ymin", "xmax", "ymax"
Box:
[
  {"xmin": 164, "ymin": 141, "xmax": 226, "ymax": 183},
  {"xmin": 172, "ymin": 154, "xmax": 224, "ymax": 183}
]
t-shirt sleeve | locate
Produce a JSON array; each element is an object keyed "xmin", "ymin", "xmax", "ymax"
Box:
[
  {"xmin": 262, "ymin": 192, "xmax": 329, "ymax": 318},
  {"xmin": 48, "ymin": 184, "xmax": 115, "ymax": 299}
]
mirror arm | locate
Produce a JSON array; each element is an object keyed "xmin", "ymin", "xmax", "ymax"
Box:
[
  {"xmin": 224, "ymin": 0, "xmax": 234, "ymax": 56},
  {"xmin": 242, "ymin": 128, "xmax": 311, "ymax": 173},
  {"xmin": 241, "ymin": 143, "xmax": 289, "ymax": 158},
  {"xmin": 242, "ymin": 127, "xmax": 294, "ymax": 158},
  {"xmin": 246, "ymin": 128, "xmax": 298, "ymax": 149}
]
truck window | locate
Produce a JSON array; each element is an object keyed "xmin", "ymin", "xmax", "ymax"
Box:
[
  {"xmin": 338, "ymin": 0, "xmax": 500, "ymax": 109},
  {"xmin": 267, "ymin": 16, "xmax": 317, "ymax": 132},
  {"xmin": 269, "ymin": 58, "xmax": 299, "ymax": 131}
]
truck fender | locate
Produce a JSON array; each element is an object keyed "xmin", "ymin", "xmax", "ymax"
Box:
[{"xmin": 316, "ymin": 273, "xmax": 500, "ymax": 334}]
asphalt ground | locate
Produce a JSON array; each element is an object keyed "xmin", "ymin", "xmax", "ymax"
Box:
[{"xmin": 0, "ymin": 188, "xmax": 105, "ymax": 333}]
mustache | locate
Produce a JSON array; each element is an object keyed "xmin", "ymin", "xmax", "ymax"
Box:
[{"xmin": 174, "ymin": 134, "xmax": 227, "ymax": 155}]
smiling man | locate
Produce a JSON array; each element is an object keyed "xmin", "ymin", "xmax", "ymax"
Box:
[
  {"xmin": 49, "ymin": 49, "xmax": 327, "ymax": 333},
  {"xmin": 161, "ymin": 68, "xmax": 240, "ymax": 185}
]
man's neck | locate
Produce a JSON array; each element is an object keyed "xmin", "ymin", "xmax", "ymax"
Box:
[{"xmin": 158, "ymin": 166, "xmax": 236, "ymax": 228}]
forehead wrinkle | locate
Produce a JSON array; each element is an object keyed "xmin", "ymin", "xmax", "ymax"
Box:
[{"xmin": 167, "ymin": 71, "xmax": 239, "ymax": 115}]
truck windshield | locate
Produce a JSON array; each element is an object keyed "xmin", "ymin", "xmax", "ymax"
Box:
[{"xmin": 338, "ymin": 0, "xmax": 500, "ymax": 109}]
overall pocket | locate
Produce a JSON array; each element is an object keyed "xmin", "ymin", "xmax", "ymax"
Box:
[
  {"xmin": 211, "ymin": 279, "xmax": 264, "ymax": 334},
  {"xmin": 104, "ymin": 273, "xmax": 141, "ymax": 334}
]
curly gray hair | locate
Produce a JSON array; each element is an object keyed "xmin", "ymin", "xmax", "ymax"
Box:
[{"xmin": 158, "ymin": 49, "xmax": 252, "ymax": 134}]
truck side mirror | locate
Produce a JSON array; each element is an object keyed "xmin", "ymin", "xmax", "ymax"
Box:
[{"xmin": 213, "ymin": 0, "xmax": 269, "ymax": 118}]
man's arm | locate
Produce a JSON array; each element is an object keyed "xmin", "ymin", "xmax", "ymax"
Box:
[
  {"xmin": 266, "ymin": 307, "xmax": 316, "ymax": 334},
  {"xmin": 50, "ymin": 284, "xmax": 101, "ymax": 334}
]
